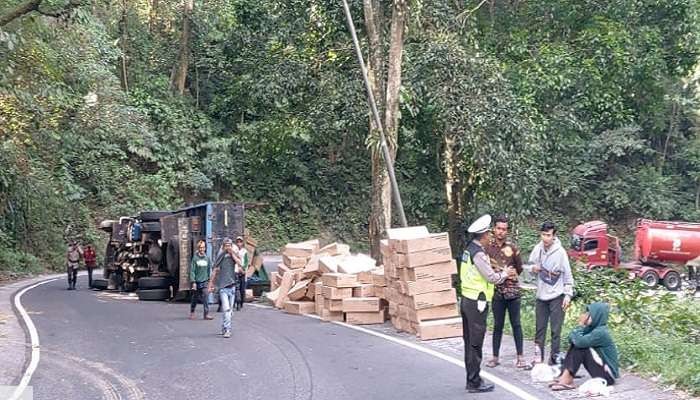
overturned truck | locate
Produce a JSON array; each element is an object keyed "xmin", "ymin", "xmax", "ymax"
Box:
[{"xmin": 94, "ymin": 202, "xmax": 267, "ymax": 300}]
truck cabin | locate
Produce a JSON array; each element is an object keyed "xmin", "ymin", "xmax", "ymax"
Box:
[{"xmin": 569, "ymin": 221, "xmax": 621, "ymax": 268}]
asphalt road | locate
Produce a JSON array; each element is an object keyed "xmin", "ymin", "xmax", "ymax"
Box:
[{"xmin": 21, "ymin": 275, "xmax": 536, "ymax": 400}]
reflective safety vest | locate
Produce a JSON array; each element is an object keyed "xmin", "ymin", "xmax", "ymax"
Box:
[{"xmin": 460, "ymin": 241, "xmax": 495, "ymax": 301}]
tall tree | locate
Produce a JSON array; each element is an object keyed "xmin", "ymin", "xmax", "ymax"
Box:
[
  {"xmin": 364, "ymin": 0, "xmax": 408, "ymax": 261},
  {"xmin": 170, "ymin": 0, "xmax": 194, "ymax": 95}
]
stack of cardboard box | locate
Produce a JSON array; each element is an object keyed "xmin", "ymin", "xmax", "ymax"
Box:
[{"xmin": 382, "ymin": 227, "xmax": 462, "ymax": 340}]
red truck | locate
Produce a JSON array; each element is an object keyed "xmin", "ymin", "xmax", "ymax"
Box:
[{"xmin": 569, "ymin": 219, "xmax": 700, "ymax": 291}]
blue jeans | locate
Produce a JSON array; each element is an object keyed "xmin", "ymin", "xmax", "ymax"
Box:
[{"xmin": 219, "ymin": 286, "xmax": 236, "ymax": 331}]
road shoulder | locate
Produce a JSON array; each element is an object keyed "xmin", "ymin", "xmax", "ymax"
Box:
[{"xmin": 0, "ymin": 274, "xmax": 64, "ymax": 386}]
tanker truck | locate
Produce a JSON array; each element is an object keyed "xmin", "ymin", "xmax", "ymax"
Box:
[
  {"xmin": 93, "ymin": 202, "xmax": 267, "ymax": 300},
  {"xmin": 569, "ymin": 219, "xmax": 700, "ymax": 291}
]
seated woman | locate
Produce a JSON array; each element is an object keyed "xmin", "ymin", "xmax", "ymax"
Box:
[{"xmin": 550, "ymin": 302, "xmax": 620, "ymax": 391}]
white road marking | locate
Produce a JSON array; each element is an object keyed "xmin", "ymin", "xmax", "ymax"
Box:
[
  {"xmin": 250, "ymin": 302, "xmax": 539, "ymax": 400},
  {"xmin": 10, "ymin": 278, "xmax": 59, "ymax": 400}
]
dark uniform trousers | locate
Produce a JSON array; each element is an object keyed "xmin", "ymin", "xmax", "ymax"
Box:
[{"xmin": 460, "ymin": 297, "xmax": 488, "ymax": 388}]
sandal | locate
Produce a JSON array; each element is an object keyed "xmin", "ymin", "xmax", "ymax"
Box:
[
  {"xmin": 522, "ymin": 361, "xmax": 537, "ymax": 371},
  {"xmin": 550, "ymin": 383, "xmax": 576, "ymax": 391},
  {"xmin": 515, "ymin": 359, "xmax": 528, "ymax": 369},
  {"xmin": 485, "ymin": 359, "xmax": 500, "ymax": 368}
]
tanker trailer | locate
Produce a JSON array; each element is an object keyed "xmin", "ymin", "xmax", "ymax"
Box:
[{"xmin": 570, "ymin": 219, "xmax": 700, "ymax": 290}]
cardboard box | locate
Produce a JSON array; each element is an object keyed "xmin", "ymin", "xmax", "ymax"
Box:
[
  {"xmin": 319, "ymin": 242, "xmax": 351, "ymax": 256},
  {"xmin": 277, "ymin": 263, "xmax": 291, "ymax": 276},
  {"xmin": 417, "ymin": 317, "xmax": 463, "ymax": 340},
  {"xmin": 353, "ymin": 284, "xmax": 376, "ymax": 297},
  {"xmin": 380, "ymin": 239, "xmax": 391, "ymax": 256},
  {"xmin": 388, "ymin": 302, "xmax": 398, "ymax": 317},
  {"xmin": 270, "ymin": 271, "xmax": 281, "ymax": 291},
  {"xmin": 305, "ymin": 280, "xmax": 317, "ymax": 299},
  {"xmin": 386, "ymin": 226, "xmax": 430, "ymax": 240},
  {"xmin": 245, "ymin": 288, "xmax": 254, "ymax": 302},
  {"xmin": 287, "ymin": 279, "xmax": 312, "ymax": 301},
  {"xmin": 321, "ymin": 273, "xmax": 359, "ymax": 288},
  {"xmin": 337, "ymin": 254, "xmax": 377, "ymax": 275},
  {"xmin": 265, "ymin": 287, "xmax": 280, "ymax": 303},
  {"xmin": 374, "ymin": 285, "xmax": 385, "ymax": 299},
  {"xmin": 345, "ymin": 310, "xmax": 386, "ymax": 325},
  {"xmin": 408, "ymin": 289, "xmax": 457, "ymax": 310},
  {"xmin": 320, "ymin": 308, "xmax": 344, "ymax": 322},
  {"xmin": 314, "ymin": 294, "xmax": 324, "ymax": 315},
  {"xmin": 274, "ymin": 271, "xmax": 295, "ymax": 309},
  {"xmin": 371, "ymin": 269, "xmax": 386, "ymax": 286},
  {"xmin": 303, "ymin": 253, "xmax": 333, "ymax": 275},
  {"xmin": 283, "ymin": 254, "xmax": 309, "ymax": 269},
  {"xmin": 390, "ymin": 232, "xmax": 450, "ymax": 254},
  {"xmin": 322, "ymin": 285, "xmax": 353, "ymax": 300},
  {"xmin": 342, "ymin": 297, "xmax": 381, "ymax": 312},
  {"xmin": 402, "ymin": 260, "xmax": 457, "ymax": 282},
  {"xmin": 324, "ymin": 298, "xmax": 344, "ymax": 312},
  {"xmin": 397, "ymin": 275, "xmax": 453, "ymax": 296},
  {"xmin": 283, "ymin": 239, "xmax": 320, "ymax": 257},
  {"xmin": 284, "ymin": 301, "xmax": 316, "ymax": 315},
  {"xmin": 401, "ymin": 303, "xmax": 459, "ymax": 323},
  {"xmin": 396, "ymin": 247, "xmax": 452, "ymax": 268},
  {"xmin": 357, "ymin": 270, "xmax": 375, "ymax": 284},
  {"xmin": 319, "ymin": 256, "xmax": 340, "ymax": 273}
]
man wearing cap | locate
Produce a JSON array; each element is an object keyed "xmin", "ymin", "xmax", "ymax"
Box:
[
  {"xmin": 460, "ymin": 214, "xmax": 516, "ymax": 393},
  {"xmin": 66, "ymin": 241, "xmax": 83, "ymax": 290},
  {"xmin": 209, "ymin": 238, "xmax": 242, "ymax": 338}
]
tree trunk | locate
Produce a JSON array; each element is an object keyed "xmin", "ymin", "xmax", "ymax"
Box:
[
  {"xmin": 170, "ymin": 0, "xmax": 193, "ymax": 95},
  {"xmin": 119, "ymin": 0, "xmax": 129, "ymax": 93},
  {"xmin": 0, "ymin": 0, "xmax": 41, "ymax": 27},
  {"xmin": 382, "ymin": 0, "xmax": 407, "ymax": 217},
  {"xmin": 149, "ymin": 0, "xmax": 159, "ymax": 33},
  {"xmin": 444, "ymin": 133, "xmax": 464, "ymax": 258},
  {"xmin": 660, "ymin": 101, "xmax": 678, "ymax": 172},
  {"xmin": 365, "ymin": 0, "xmax": 386, "ymax": 262}
]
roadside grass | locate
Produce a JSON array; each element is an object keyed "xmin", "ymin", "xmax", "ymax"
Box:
[
  {"xmin": 490, "ymin": 266, "xmax": 700, "ymax": 395},
  {"xmin": 0, "ymin": 249, "xmax": 48, "ymax": 281}
]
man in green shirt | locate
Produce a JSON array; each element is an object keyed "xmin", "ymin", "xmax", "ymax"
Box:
[{"xmin": 189, "ymin": 240, "xmax": 213, "ymax": 320}]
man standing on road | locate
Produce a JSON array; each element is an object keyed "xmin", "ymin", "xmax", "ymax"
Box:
[
  {"xmin": 527, "ymin": 221, "xmax": 574, "ymax": 367},
  {"xmin": 83, "ymin": 244, "xmax": 97, "ymax": 288},
  {"xmin": 209, "ymin": 238, "xmax": 242, "ymax": 338},
  {"xmin": 485, "ymin": 215, "xmax": 526, "ymax": 369},
  {"xmin": 234, "ymin": 236, "xmax": 249, "ymax": 311},
  {"xmin": 460, "ymin": 214, "xmax": 515, "ymax": 393},
  {"xmin": 190, "ymin": 240, "xmax": 213, "ymax": 320},
  {"xmin": 66, "ymin": 241, "xmax": 83, "ymax": 290}
]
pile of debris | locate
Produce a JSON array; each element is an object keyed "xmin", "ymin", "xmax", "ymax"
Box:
[
  {"xmin": 265, "ymin": 239, "xmax": 388, "ymax": 324},
  {"xmin": 264, "ymin": 226, "xmax": 463, "ymax": 340}
]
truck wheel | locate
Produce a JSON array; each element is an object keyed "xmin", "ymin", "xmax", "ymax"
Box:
[
  {"xmin": 137, "ymin": 288, "xmax": 170, "ymax": 301},
  {"xmin": 91, "ymin": 278, "xmax": 108, "ymax": 290},
  {"xmin": 641, "ymin": 270, "xmax": 659, "ymax": 288},
  {"xmin": 138, "ymin": 277, "xmax": 171, "ymax": 290},
  {"xmin": 662, "ymin": 271, "xmax": 681, "ymax": 291}
]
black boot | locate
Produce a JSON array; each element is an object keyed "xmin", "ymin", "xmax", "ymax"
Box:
[{"xmin": 466, "ymin": 382, "xmax": 495, "ymax": 393}]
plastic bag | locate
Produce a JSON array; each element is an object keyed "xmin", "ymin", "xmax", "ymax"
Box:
[
  {"xmin": 530, "ymin": 363, "xmax": 560, "ymax": 383},
  {"xmin": 578, "ymin": 378, "xmax": 613, "ymax": 396}
]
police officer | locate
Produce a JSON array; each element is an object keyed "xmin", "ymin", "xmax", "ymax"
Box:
[{"xmin": 460, "ymin": 214, "xmax": 516, "ymax": 393}]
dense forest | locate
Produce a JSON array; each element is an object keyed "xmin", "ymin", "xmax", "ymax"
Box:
[{"xmin": 2, "ymin": 0, "xmax": 700, "ymax": 272}]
